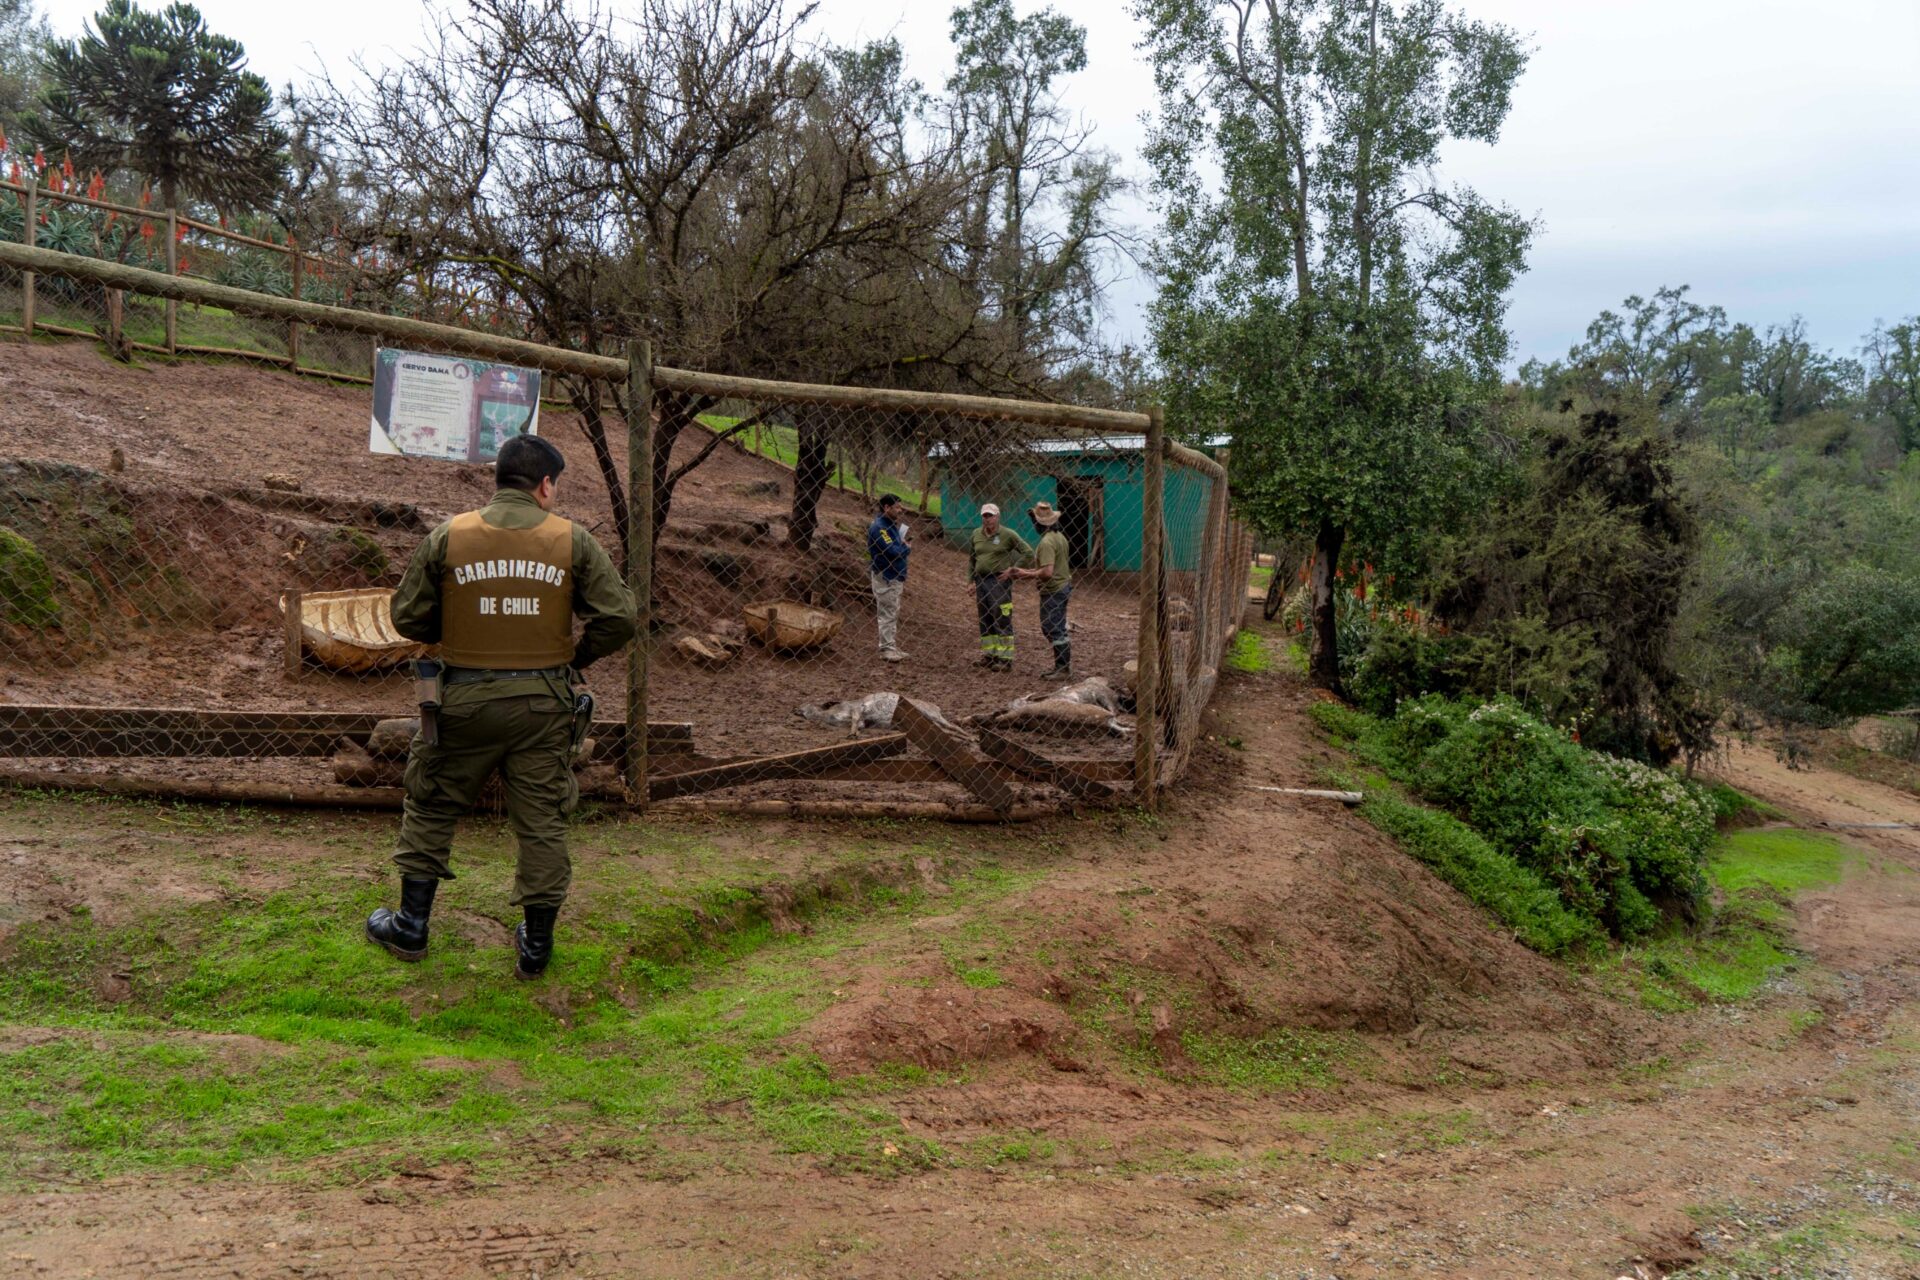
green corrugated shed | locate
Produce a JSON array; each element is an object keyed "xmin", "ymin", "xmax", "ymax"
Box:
[{"xmin": 936, "ymin": 437, "xmax": 1222, "ymax": 573}]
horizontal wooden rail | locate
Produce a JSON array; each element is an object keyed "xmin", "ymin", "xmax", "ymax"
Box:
[
  {"xmin": 655, "ymin": 364, "xmax": 1152, "ymax": 431},
  {"xmin": 1, "ymin": 241, "xmax": 1148, "ymax": 433},
  {"xmin": 0, "ymin": 239, "xmax": 629, "ymax": 380},
  {"xmin": 1164, "ymin": 437, "xmax": 1227, "ymax": 480}
]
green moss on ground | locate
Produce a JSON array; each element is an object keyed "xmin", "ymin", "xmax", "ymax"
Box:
[{"xmin": 0, "ymin": 526, "xmax": 60, "ymax": 626}]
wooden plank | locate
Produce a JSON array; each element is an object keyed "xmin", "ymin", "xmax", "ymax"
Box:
[
  {"xmin": 976, "ymin": 727, "xmax": 1118, "ymax": 803},
  {"xmin": 648, "ymin": 733, "xmax": 908, "ymax": 802},
  {"xmin": 892, "ymin": 699, "xmax": 1019, "ymax": 811}
]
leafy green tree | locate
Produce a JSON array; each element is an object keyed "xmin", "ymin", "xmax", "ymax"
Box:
[
  {"xmin": 1762, "ymin": 566, "xmax": 1920, "ymax": 724},
  {"xmin": 0, "ymin": 0, "xmax": 51, "ymax": 139},
  {"xmin": 1866, "ymin": 319, "xmax": 1920, "ymax": 453},
  {"xmin": 948, "ymin": 0, "xmax": 1125, "ymax": 369},
  {"xmin": 1138, "ymin": 0, "xmax": 1533, "ymax": 686},
  {"xmin": 1429, "ymin": 407, "xmax": 1713, "ymax": 764},
  {"xmin": 25, "ymin": 0, "xmax": 287, "ymax": 212}
]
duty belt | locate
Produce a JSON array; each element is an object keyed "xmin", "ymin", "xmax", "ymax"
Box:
[{"xmin": 443, "ymin": 666, "xmax": 570, "ymax": 685}]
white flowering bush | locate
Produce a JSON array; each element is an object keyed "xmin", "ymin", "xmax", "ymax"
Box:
[{"xmin": 1384, "ymin": 696, "xmax": 1714, "ymax": 939}]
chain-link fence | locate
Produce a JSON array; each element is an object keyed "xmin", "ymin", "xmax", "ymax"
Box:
[{"xmin": 0, "ymin": 238, "xmax": 1248, "ymax": 817}]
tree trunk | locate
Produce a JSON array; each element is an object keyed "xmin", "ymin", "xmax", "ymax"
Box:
[
  {"xmin": 1308, "ymin": 518, "xmax": 1346, "ymax": 690},
  {"xmin": 573, "ymin": 380, "xmax": 630, "ymax": 571},
  {"xmin": 651, "ymin": 390, "xmax": 697, "ymax": 542},
  {"xmin": 790, "ymin": 415, "xmax": 832, "ymax": 552}
]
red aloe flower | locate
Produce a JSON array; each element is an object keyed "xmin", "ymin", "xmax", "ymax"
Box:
[{"xmin": 32, "ymin": 148, "xmax": 45, "ymax": 171}]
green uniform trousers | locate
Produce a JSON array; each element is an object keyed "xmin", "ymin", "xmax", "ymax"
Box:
[{"xmin": 392, "ymin": 693, "xmax": 579, "ymax": 907}]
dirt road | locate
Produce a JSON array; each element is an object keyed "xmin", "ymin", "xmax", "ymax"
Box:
[{"xmin": 4, "ymin": 656, "xmax": 1920, "ymax": 1277}]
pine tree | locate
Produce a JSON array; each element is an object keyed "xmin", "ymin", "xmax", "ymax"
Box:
[{"xmin": 26, "ymin": 0, "xmax": 287, "ymax": 212}]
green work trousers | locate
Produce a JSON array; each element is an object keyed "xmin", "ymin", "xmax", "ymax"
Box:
[{"xmin": 392, "ymin": 693, "xmax": 579, "ymax": 907}]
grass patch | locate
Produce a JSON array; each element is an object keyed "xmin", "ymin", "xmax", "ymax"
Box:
[
  {"xmin": 1223, "ymin": 630, "xmax": 1271, "ymax": 674},
  {"xmin": 1605, "ymin": 829, "xmax": 1850, "ymax": 1009},
  {"xmin": 1354, "ymin": 785, "xmax": 1607, "ymax": 958},
  {"xmin": 0, "ymin": 839, "xmax": 1040, "ymax": 1185},
  {"xmin": 1180, "ymin": 1028, "xmax": 1351, "ymax": 1092},
  {"xmin": 699, "ymin": 414, "xmax": 941, "ymax": 516}
]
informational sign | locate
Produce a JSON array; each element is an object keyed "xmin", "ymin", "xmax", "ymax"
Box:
[{"xmin": 369, "ymin": 348, "xmax": 542, "ymax": 462}]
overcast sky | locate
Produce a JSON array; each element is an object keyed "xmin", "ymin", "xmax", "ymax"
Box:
[{"xmin": 35, "ymin": 0, "xmax": 1920, "ymax": 365}]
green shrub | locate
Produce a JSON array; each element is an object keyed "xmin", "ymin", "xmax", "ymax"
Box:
[
  {"xmin": 1319, "ymin": 695, "xmax": 1716, "ymax": 940},
  {"xmin": 1395, "ymin": 698, "xmax": 1712, "ymax": 936},
  {"xmin": 1348, "ymin": 620, "xmax": 1472, "ymax": 717}
]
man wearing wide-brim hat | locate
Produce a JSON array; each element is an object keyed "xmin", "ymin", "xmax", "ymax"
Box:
[{"xmin": 1015, "ymin": 500, "xmax": 1074, "ymax": 678}]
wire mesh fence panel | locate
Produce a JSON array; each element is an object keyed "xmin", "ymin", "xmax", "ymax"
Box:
[
  {"xmin": 0, "ymin": 246, "xmax": 634, "ymax": 804},
  {"xmin": 2, "ymin": 238, "xmax": 1251, "ymax": 814},
  {"xmin": 634, "ymin": 375, "xmax": 1157, "ymax": 812}
]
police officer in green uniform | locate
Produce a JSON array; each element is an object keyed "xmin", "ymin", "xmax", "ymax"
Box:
[
  {"xmin": 365, "ymin": 435, "xmax": 636, "ymax": 979},
  {"xmin": 968, "ymin": 503, "xmax": 1032, "ymax": 671}
]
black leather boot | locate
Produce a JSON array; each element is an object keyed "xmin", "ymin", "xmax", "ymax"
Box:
[
  {"xmin": 365, "ymin": 876, "xmax": 438, "ymax": 962},
  {"xmin": 515, "ymin": 904, "xmax": 560, "ymax": 980}
]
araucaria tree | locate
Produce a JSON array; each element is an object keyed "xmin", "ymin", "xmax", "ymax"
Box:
[
  {"xmin": 1138, "ymin": 0, "xmax": 1533, "ymax": 686},
  {"xmin": 26, "ymin": 0, "xmax": 287, "ymax": 211}
]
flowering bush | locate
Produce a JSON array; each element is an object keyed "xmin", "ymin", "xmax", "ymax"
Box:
[{"xmin": 1383, "ymin": 696, "xmax": 1714, "ymax": 938}]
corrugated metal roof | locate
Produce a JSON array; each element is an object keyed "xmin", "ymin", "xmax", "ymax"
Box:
[{"xmin": 930, "ymin": 434, "xmax": 1229, "ymax": 460}]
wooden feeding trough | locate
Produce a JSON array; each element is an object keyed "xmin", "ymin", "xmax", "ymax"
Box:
[
  {"xmin": 281, "ymin": 587, "xmax": 434, "ymax": 674},
  {"xmin": 742, "ymin": 600, "xmax": 843, "ymax": 653}
]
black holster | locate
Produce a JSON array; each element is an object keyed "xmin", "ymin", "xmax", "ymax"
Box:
[{"xmin": 413, "ymin": 657, "xmax": 444, "ymax": 747}]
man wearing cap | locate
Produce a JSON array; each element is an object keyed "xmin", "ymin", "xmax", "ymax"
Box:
[
  {"xmin": 365, "ymin": 434, "xmax": 636, "ymax": 980},
  {"xmin": 968, "ymin": 503, "xmax": 1031, "ymax": 671},
  {"xmin": 1016, "ymin": 501, "xmax": 1074, "ymax": 677},
  {"xmin": 867, "ymin": 493, "xmax": 911, "ymax": 662}
]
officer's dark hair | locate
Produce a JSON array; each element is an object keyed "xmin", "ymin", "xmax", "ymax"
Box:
[
  {"xmin": 878, "ymin": 493, "xmax": 902, "ymax": 511},
  {"xmin": 495, "ymin": 434, "xmax": 566, "ymax": 492}
]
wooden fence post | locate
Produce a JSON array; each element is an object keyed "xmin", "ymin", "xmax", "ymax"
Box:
[
  {"xmin": 282, "ymin": 588, "xmax": 304, "ymax": 678},
  {"xmin": 288, "ymin": 246, "xmax": 302, "ymax": 372},
  {"xmin": 1134, "ymin": 406, "xmax": 1166, "ymax": 804},
  {"xmin": 625, "ymin": 339, "xmax": 655, "ymax": 809},
  {"xmin": 105, "ymin": 286, "xmax": 123, "ymax": 355},
  {"xmin": 164, "ymin": 209, "xmax": 177, "ymax": 354},
  {"xmin": 21, "ymin": 184, "xmax": 35, "ymax": 337}
]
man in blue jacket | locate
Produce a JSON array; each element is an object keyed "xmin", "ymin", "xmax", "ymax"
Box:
[{"xmin": 867, "ymin": 494, "xmax": 911, "ymax": 662}]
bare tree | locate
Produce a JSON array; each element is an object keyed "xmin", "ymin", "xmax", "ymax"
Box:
[{"xmin": 320, "ymin": 0, "xmax": 1053, "ymax": 561}]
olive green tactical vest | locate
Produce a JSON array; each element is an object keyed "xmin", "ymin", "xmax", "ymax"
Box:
[{"xmin": 439, "ymin": 510, "xmax": 574, "ymax": 668}]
